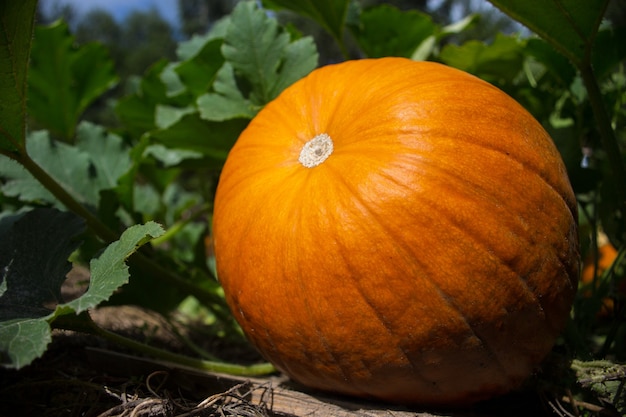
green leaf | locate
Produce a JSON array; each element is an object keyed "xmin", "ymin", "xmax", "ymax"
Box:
[
  {"xmin": 0, "ymin": 216, "xmax": 163, "ymax": 369},
  {"xmin": 150, "ymin": 112, "xmax": 248, "ymax": 161},
  {"xmin": 174, "ymin": 38, "xmax": 225, "ymax": 95},
  {"xmin": 113, "ymin": 136, "xmax": 152, "ymax": 212},
  {"xmin": 351, "ymin": 4, "xmax": 437, "ymax": 58},
  {"xmin": 488, "ymin": 0, "xmax": 609, "ymax": 66},
  {"xmin": 439, "ymin": 34, "xmax": 525, "ymax": 83},
  {"xmin": 0, "ymin": 155, "xmax": 54, "ymax": 205},
  {"xmin": 222, "ymin": 1, "xmax": 318, "ymax": 104},
  {"xmin": 0, "ymin": 319, "xmax": 51, "ymax": 369},
  {"xmin": 0, "ymin": 131, "xmax": 88, "ymax": 207},
  {"xmin": 76, "ymin": 122, "xmax": 133, "ymax": 190},
  {"xmin": 525, "ymin": 38, "xmax": 577, "ymax": 88},
  {"xmin": 197, "ymin": 64, "xmax": 258, "ymax": 121},
  {"xmin": 116, "ymin": 61, "xmax": 193, "ymax": 138},
  {"xmin": 0, "ymin": 0, "xmax": 37, "ymax": 156},
  {"xmin": 115, "ymin": 94, "xmax": 157, "ymax": 139},
  {"xmin": 197, "ymin": 93, "xmax": 256, "ymax": 122},
  {"xmin": 411, "ymin": 14, "xmax": 478, "ymax": 61},
  {"xmin": 440, "ymin": 14, "xmax": 479, "ymax": 38},
  {"xmin": 28, "ymin": 21, "xmax": 118, "ymax": 141},
  {"xmin": 0, "ymin": 209, "xmax": 85, "ymax": 321},
  {"xmin": 62, "ymin": 222, "xmax": 165, "ymax": 314},
  {"xmin": 155, "ymin": 105, "xmax": 196, "ymax": 129},
  {"xmin": 161, "ymin": 63, "xmax": 187, "ymax": 98},
  {"xmin": 142, "ymin": 145, "xmax": 203, "ymax": 168},
  {"xmin": 263, "ymin": 0, "xmax": 350, "ymax": 43},
  {"xmin": 592, "ymin": 25, "xmax": 626, "ymax": 79},
  {"xmin": 0, "ymin": 124, "xmax": 132, "ymax": 208},
  {"xmin": 272, "ymin": 36, "xmax": 318, "ymax": 95}
]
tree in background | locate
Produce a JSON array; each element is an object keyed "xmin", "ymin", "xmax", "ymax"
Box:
[
  {"xmin": 38, "ymin": 4, "xmax": 177, "ymax": 79},
  {"xmin": 178, "ymin": 0, "xmax": 238, "ymax": 38}
]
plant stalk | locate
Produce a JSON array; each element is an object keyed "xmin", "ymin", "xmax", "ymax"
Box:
[
  {"xmin": 53, "ymin": 313, "xmax": 276, "ymax": 376},
  {"xmin": 579, "ymin": 63, "xmax": 626, "ymax": 212}
]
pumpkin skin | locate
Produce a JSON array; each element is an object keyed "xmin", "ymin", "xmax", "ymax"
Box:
[{"xmin": 212, "ymin": 57, "xmax": 579, "ymax": 406}]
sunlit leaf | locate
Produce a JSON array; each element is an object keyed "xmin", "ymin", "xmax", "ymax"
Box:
[
  {"xmin": 62, "ymin": 222, "xmax": 165, "ymax": 314},
  {"xmin": 155, "ymin": 105, "xmax": 196, "ymax": 129},
  {"xmin": 197, "ymin": 64, "xmax": 258, "ymax": 122},
  {"xmin": 222, "ymin": 1, "xmax": 318, "ymax": 104}
]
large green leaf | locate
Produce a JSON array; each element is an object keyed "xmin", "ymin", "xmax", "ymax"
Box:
[
  {"xmin": 0, "ymin": 123, "xmax": 132, "ymax": 208},
  {"xmin": 222, "ymin": 1, "xmax": 318, "ymax": 104},
  {"xmin": 263, "ymin": 0, "xmax": 350, "ymax": 43},
  {"xmin": 0, "ymin": 209, "xmax": 85, "ymax": 322},
  {"xmin": 62, "ymin": 222, "xmax": 165, "ymax": 314},
  {"xmin": 488, "ymin": 0, "xmax": 609, "ymax": 66},
  {"xmin": 28, "ymin": 21, "xmax": 118, "ymax": 141},
  {"xmin": 0, "ymin": 217, "xmax": 164, "ymax": 369},
  {"xmin": 350, "ymin": 4, "xmax": 437, "ymax": 58},
  {"xmin": 0, "ymin": 208, "xmax": 84, "ymax": 368},
  {"xmin": 0, "ymin": 0, "xmax": 37, "ymax": 156}
]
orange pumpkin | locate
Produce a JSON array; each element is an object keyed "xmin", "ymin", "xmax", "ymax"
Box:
[
  {"xmin": 212, "ymin": 58, "xmax": 579, "ymax": 406},
  {"xmin": 581, "ymin": 232, "xmax": 622, "ymax": 316}
]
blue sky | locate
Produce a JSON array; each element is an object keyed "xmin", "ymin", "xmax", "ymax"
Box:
[{"xmin": 40, "ymin": 0, "xmax": 180, "ymax": 27}]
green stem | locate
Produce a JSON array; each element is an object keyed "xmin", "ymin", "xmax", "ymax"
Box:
[
  {"xmin": 334, "ymin": 35, "xmax": 351, "ymax": 60},
  {"xmin": 54, "ymin": 313, "xmax": 276, "ymax": 376},
  {"xmin": 579, "ymin": 63, "xmax": 626, "ymax": 212}
]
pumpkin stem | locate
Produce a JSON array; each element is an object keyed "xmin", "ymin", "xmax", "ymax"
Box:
[{"xmin": 299, "ymin": 133, "xmax": 334, "ymax": 168}]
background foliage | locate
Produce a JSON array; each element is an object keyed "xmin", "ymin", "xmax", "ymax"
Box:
[{"xmin": 1, "ymin": 0, "xmax": 625, "ymax": 414}]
